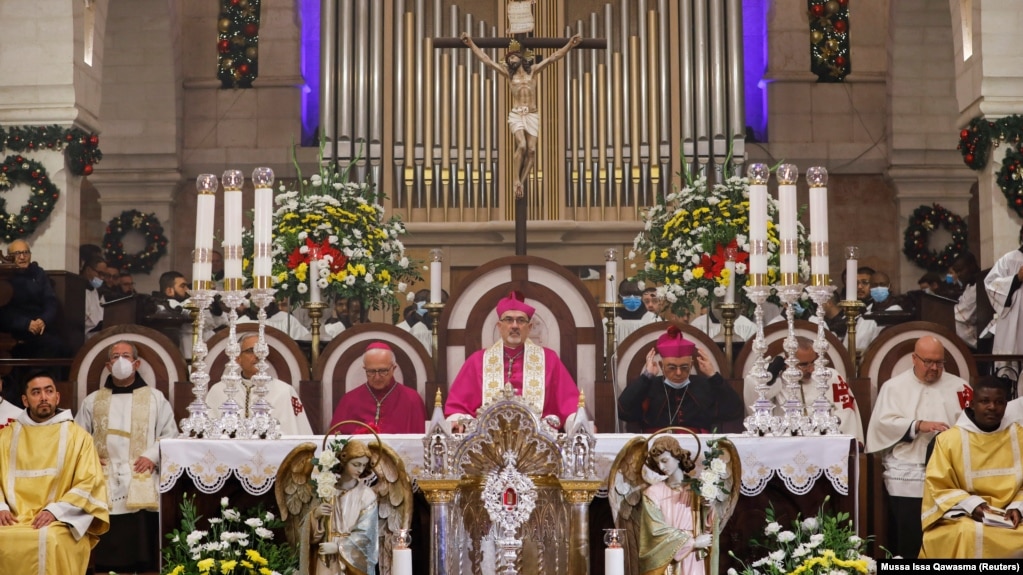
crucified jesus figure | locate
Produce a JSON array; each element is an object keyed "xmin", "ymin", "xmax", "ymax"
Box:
[{"xmin": 461, "ymin": 32, "xmax": 583, "ymax": 198}]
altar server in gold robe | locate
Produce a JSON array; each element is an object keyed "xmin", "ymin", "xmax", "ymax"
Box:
[
  {"xmin": 921, "ymin": 375, "xmax": 1023, "ymax": 558},
  {"xmin": 0, "ymin": 371, "xmax": 109, "ymax": 575}
]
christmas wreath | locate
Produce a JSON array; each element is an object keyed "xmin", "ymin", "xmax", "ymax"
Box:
[
  {"xmin": 103, "ymin": 210, "xmax": 169, "ymax": 274},
  {"xmin": 957, "ymin": 114, "xmax": 1023, "ymax": 217},
  {"xmin": 0, "ymin": 125, "xmax": 102, "ymax": 176},
  {"xmin": 902, "ymin": 203, "xmax": 967, "ymax": 272},
  {"xmin": 0, "ymin": 155, "xmax": 61, "ymax": 242}
]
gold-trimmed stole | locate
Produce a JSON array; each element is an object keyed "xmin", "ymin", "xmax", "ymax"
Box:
[{"xmin": 481, "ymin": 339, "xmax": 546, "ymax": 414}]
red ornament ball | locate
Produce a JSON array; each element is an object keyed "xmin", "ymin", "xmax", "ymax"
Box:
[
  {"xmin": 89, "ymin": 134, "xmax": 99, "ymax": 146},
  {"xmin": 811, "ymin": 4, "xmax": 825, "ymax": 17},
  {"xmin": 238, "ymin": 63, "xmax": 250, "ymax": 75},
  {"xmin": 244, "ymin": 23, "xmax": 258, "ymax": 37},
  {"xmin": 230, "ymin": 0, "xmax": 240, "ymax": 5},
  {"xmin": 838, "ymin": 0, "xmax": 848, "ymax": 5},
  {"xmin": 835, "ymin": 55, "xmax": 847, "ymax": 68},
  {"xmin": 218, "ymin": 39, "xmax": 231, "ymax": 53},
  {"xmin": 960, "ymin": 129, "xmax": 970, "ymax": 139},
  {"xmin": 1016, "ymin": 197, "xmax": 1023, "ymax": 206},
  {"xmin": 965, "ymin": 154, "xmax": 975, "ymax": 164},
  {"xmin": 834, "ymin": 20, "xmax": 848, "ymax": 33},
  {"xmin": 83, "ymin": 164, "xmax": 94, "ymax": 176}
]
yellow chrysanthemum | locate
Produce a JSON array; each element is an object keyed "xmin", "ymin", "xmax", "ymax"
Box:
[
  {"xmin": 692, "ymin": 267, "xmax": 705, "ymax": 279},
  {"xmin": 197, "ymin": 558, "xmax": 215, "ymax": 573},
  {"xmin": 220, "ymin": 560, "xmax": 237, "ymax": 574}
]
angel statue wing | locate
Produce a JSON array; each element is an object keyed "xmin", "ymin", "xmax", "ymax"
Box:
[
  {"xmin": 369, "ymin": 441, "xmax": 414, "ymax": 575},
  {"xmin": 274, "ymin": 442, "xmax": 319, "ymax": 550},
  {"xmin": 607, "ymin": 435, "xmax": 650, "ymax": 575},
  {"xmin": 703, "ymin": 437, "xmax": 742, "ymax": 529}
]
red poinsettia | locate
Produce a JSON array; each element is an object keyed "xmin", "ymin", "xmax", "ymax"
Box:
[
  {"xmin": 287, "ymin": 237, "xmax": 348, "ymax": 272},
  {"xmin": 698, "ymin": 239, "xmax": 748, "ymax": 279}
]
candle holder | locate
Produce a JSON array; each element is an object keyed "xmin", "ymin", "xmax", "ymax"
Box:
[
  {"xmin": 776, "ymin": 283, "xmax": 809, "ymax": 436},
  {"xmin": 838, "ymin": 299, "xmax": 865, "ymax": 377},
  {"xmin": 394, "ymin": 528, "xmax": 412, "ymax": 550},
  {"xmin": 183, "ymin": 300, "xmax": 200, "ymax": 363},
  {"xmin": 209, "ymin": 287, "xmax": 248, "ymax": 438},
  {"xmin": 806, "ymin": 283, "xmax": 841, "ymax": 435},
  {"xmin": 742, "ymin": 278, "xmax": 778, "ymax": 436},
  {"xmin": 179, "ymin": 286, "xmax": 214, "ymax": 438},
  {"xmin": 598, "ymin": 302, "xmax": 622, "ymax": 380},
  {"xmin": 303, "ymin": 300, "xmax": 329, "ymax": 365},
  {"xmin": 243, "ymin": 284, "xmax": 281, "ymax": 439},
  {"xmin": 424, "ymin": 302, "xmax": 444, "ymax": 365},
  {"xmin": 718, "ymin": 302, "xmax": 740, "ymax": 375},
  {"xmin": 603, "ymin": 528, "xmax": 624, "ymax": 549}
]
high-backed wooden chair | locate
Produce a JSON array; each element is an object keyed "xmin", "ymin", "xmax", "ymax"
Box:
[
  {"xmin": 312, "ymin": 323, "xmax": 434, "ymax": 434},
  {"xmin": 68, "ymin": 324, "xmax": 189, "ymax": 421},
  {"xmin": 439, "ymin": 256, "xmax": 606, "ymax": 428},
  {"xmin": 859, "ymin": 320, "xmax": 977, "ymax": 403},
  {"xmin": 612, "ymin": 321, "xmax": 727, "ymax": 432},
  {"xmin": 733, "ymin": 319, "xmax": 853, "ymax": 384}
]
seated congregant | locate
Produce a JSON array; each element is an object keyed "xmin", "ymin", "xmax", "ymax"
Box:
[
  {"xmin": 328, "ymin": 342, "xmax": 426, "ymax": 433},
  {"xmin": 444, "ymin": 290, "xmax": 581, "ymax": 431},
  {"xmin": 921, "ymin": 375, "xmax": 1023, "ymax": 558},
  {"xmin": 617, "ymin": 326, "xmax": 744, "ymax": 433}
]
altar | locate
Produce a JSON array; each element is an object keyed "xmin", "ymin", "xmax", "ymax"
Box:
[{"xmin": 159, "ymin": 433, "xmax": 858, "ymax": 573}]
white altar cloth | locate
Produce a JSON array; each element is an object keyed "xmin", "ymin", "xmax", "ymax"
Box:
[{"xmin": 159, "ymin": 434, "xmax": 855, "ymax": 497}]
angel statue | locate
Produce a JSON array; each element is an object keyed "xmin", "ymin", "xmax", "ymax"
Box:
[
  {"xmin": 609, "ymin": 430, "xmax": 740, "ymax": 575},
  {"xmin": 276, "ymin": 421, "xmax": 413, "ymax": 575}
]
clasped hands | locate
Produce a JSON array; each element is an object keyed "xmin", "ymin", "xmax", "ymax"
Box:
[
  {"xmin": 0, "ymin": 509, "xmax": 55, "ymax": 528},
  {"xmin": 28, "ymin": 318, "xmax": 45, "ymax": 336}
]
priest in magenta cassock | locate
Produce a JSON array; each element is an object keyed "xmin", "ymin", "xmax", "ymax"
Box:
[
  {"xmin": 328, "ymin": 342, "xmax": 427, "ymax": 434},
  {"xmin": 444, "ymin": 291, "xmax": 581, "ymax": 430}
]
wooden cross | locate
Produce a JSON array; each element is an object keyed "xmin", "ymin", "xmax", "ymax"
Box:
[{"xmin": 434, "ymin": 34, "xmax": 606, "ymax": 255}]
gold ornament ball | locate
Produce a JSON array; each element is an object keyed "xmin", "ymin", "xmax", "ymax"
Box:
[
  {"xmin": 222, "ymin": 57, "xmax": 234, "ymax": 69},
  {"xmin": 824, "ymin": 0, "xmax": 840, "ymax": 15},
  {"xmin": 245, "ymin": 46, "xmax": 258, "ymax": 60},
  {"xmin": 218, "ymin": 18, "xmax": 232, "ymax": 33},
  {"xmin": 826, "ymin": 38, "xmax": 840, "ymax": 52},
  {"xmin": 239, "ymin": 0, "xmax": 249, "ymax": 7},
  {"xmin": 810, "ymin": 30, "xmax": 824, "ymax": 44},
  {"xmin": 232, "ymin": 35, "xmax": 247, "ymax": 47}
]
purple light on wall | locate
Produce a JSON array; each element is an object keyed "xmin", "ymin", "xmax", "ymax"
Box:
[
  {"xmin": 299, "ymin": 0, "xmax": 320, "ymax": 146},
  {"xmin": 743, "ymin": 0, "xmax": 768, "ymax": 142}
]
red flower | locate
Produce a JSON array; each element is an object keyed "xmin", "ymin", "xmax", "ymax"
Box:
[{"xmin": 287, "ymin": 237, "xmax": 348, "ymax": 272}]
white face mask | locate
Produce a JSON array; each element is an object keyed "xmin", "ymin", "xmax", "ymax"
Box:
[{"xmin": 111, "ymin": 357, "xmax": 135, "ymax": 380}]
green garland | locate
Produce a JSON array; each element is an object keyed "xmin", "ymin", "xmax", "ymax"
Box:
[
  {"xmin": 218, "ymin": 0, "xmax": 261, "ymax": 88},
  {"xmin": 902, "ymin": 203, "xmax": 967, "ymax": 272},
  {"xmin": 808, "ymin": 0, "xmax": 851, "ymax": 82},
  {"xmin": 0, "ymin": 155, "xmax": 61, "ymax": 242},
  {"xmin": 102, "ymin": 210, "xmax": 169, "ymax": 274},
  {"xmin": 0, "ymin": 125, "xmax": 102, "ymax": 176},
  {"xmin": 957, "ymin": 114, "xmax": 1023, "ymax": 217}
]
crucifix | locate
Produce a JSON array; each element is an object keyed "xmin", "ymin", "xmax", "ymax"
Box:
[{"xmin": 434, "ymin": 28, "xmax": 605, "ymax": 255}]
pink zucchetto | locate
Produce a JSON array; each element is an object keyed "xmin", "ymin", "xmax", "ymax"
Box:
[
  {"xmin": 495, "ymin": 290, "xmax": 536, "ymax": 319},
  {"xmin": 366, "ymin": 342, "xmax": 392, "ymax": 352},
  {"xmin": 655, "ymin": 326, "xmax": 696, "ymax": 359}
]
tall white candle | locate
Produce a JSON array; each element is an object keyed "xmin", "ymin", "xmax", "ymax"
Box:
[
  {"xmin": 392, "ymin": 548, "xmax": 412, "ymax": 575},
  {"xmin": 777, "ymin": 164, "xmax": 798, "ymax": 276},
  {"xmin": 222, "ymin": 170, "xmax": 244, "ymax": 280},
  {"xmin": 845, "ymin": 257, "xmax": 858, "ymax": 301},
  {"xmin": 604, "ymin": 248, "xmax": 618, "ymax": 303},
  {"xmin": 807, "ymin": 167, "xmax": 830, "ymax": 277},
  {"xmin": 747, "ymin": 164, "xmax": 770, "ymax": 275},
  {"xmin": 605, "ymin": 548, "xmax": 625, "ymax": 575},
  {"xmin": 252, "ymin": 167, "xmax": 275, "ymax": 278},
  {"xmin": 194, "ymin": 174, "xmax": 218, "ymax": 286},
  {"xmin": 309, "ymin": 259, "xmax": 321, "ymax": 303},
  {"xmin": 725, "ymin": 260, "xmax": 736, "ymax": 304},
  {"xmin": 430, "ymin": 260, "xmax": 442, "ymax": 303}
]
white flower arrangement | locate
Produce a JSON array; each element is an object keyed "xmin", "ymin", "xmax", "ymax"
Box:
[
  {"xmin": 685, "ymin": 437, "xmax": 732, "ymax": 505},
  {"xmin": 730, "ymin": 498, "xmax": 875, "ymax": 575},
  {"xmin": 161, "ymin": 494, "xmax": 297, "ymax": 575},
  {"xmin": 311, "ymin": 438, "xmax": 347, "ymax": 500}
]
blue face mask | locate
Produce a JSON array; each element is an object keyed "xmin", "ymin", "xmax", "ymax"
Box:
[
  {"xmin": 945, "ymin": 273, "xmax": 955, "ymax": 284},
  {"xmin": 90, "ymin": 277, "xmax": 103, "ymax": 289},
  {"xmin": 870, "ymin": 286, "xmax": 889, "ymax": 303},
  {"xmin": 622, "ymin": 295, "xmax": 643, "ymax": 312},
  {"xmin": 415, "ymin": 300, "xmax": 427, "ymax": 316}
]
